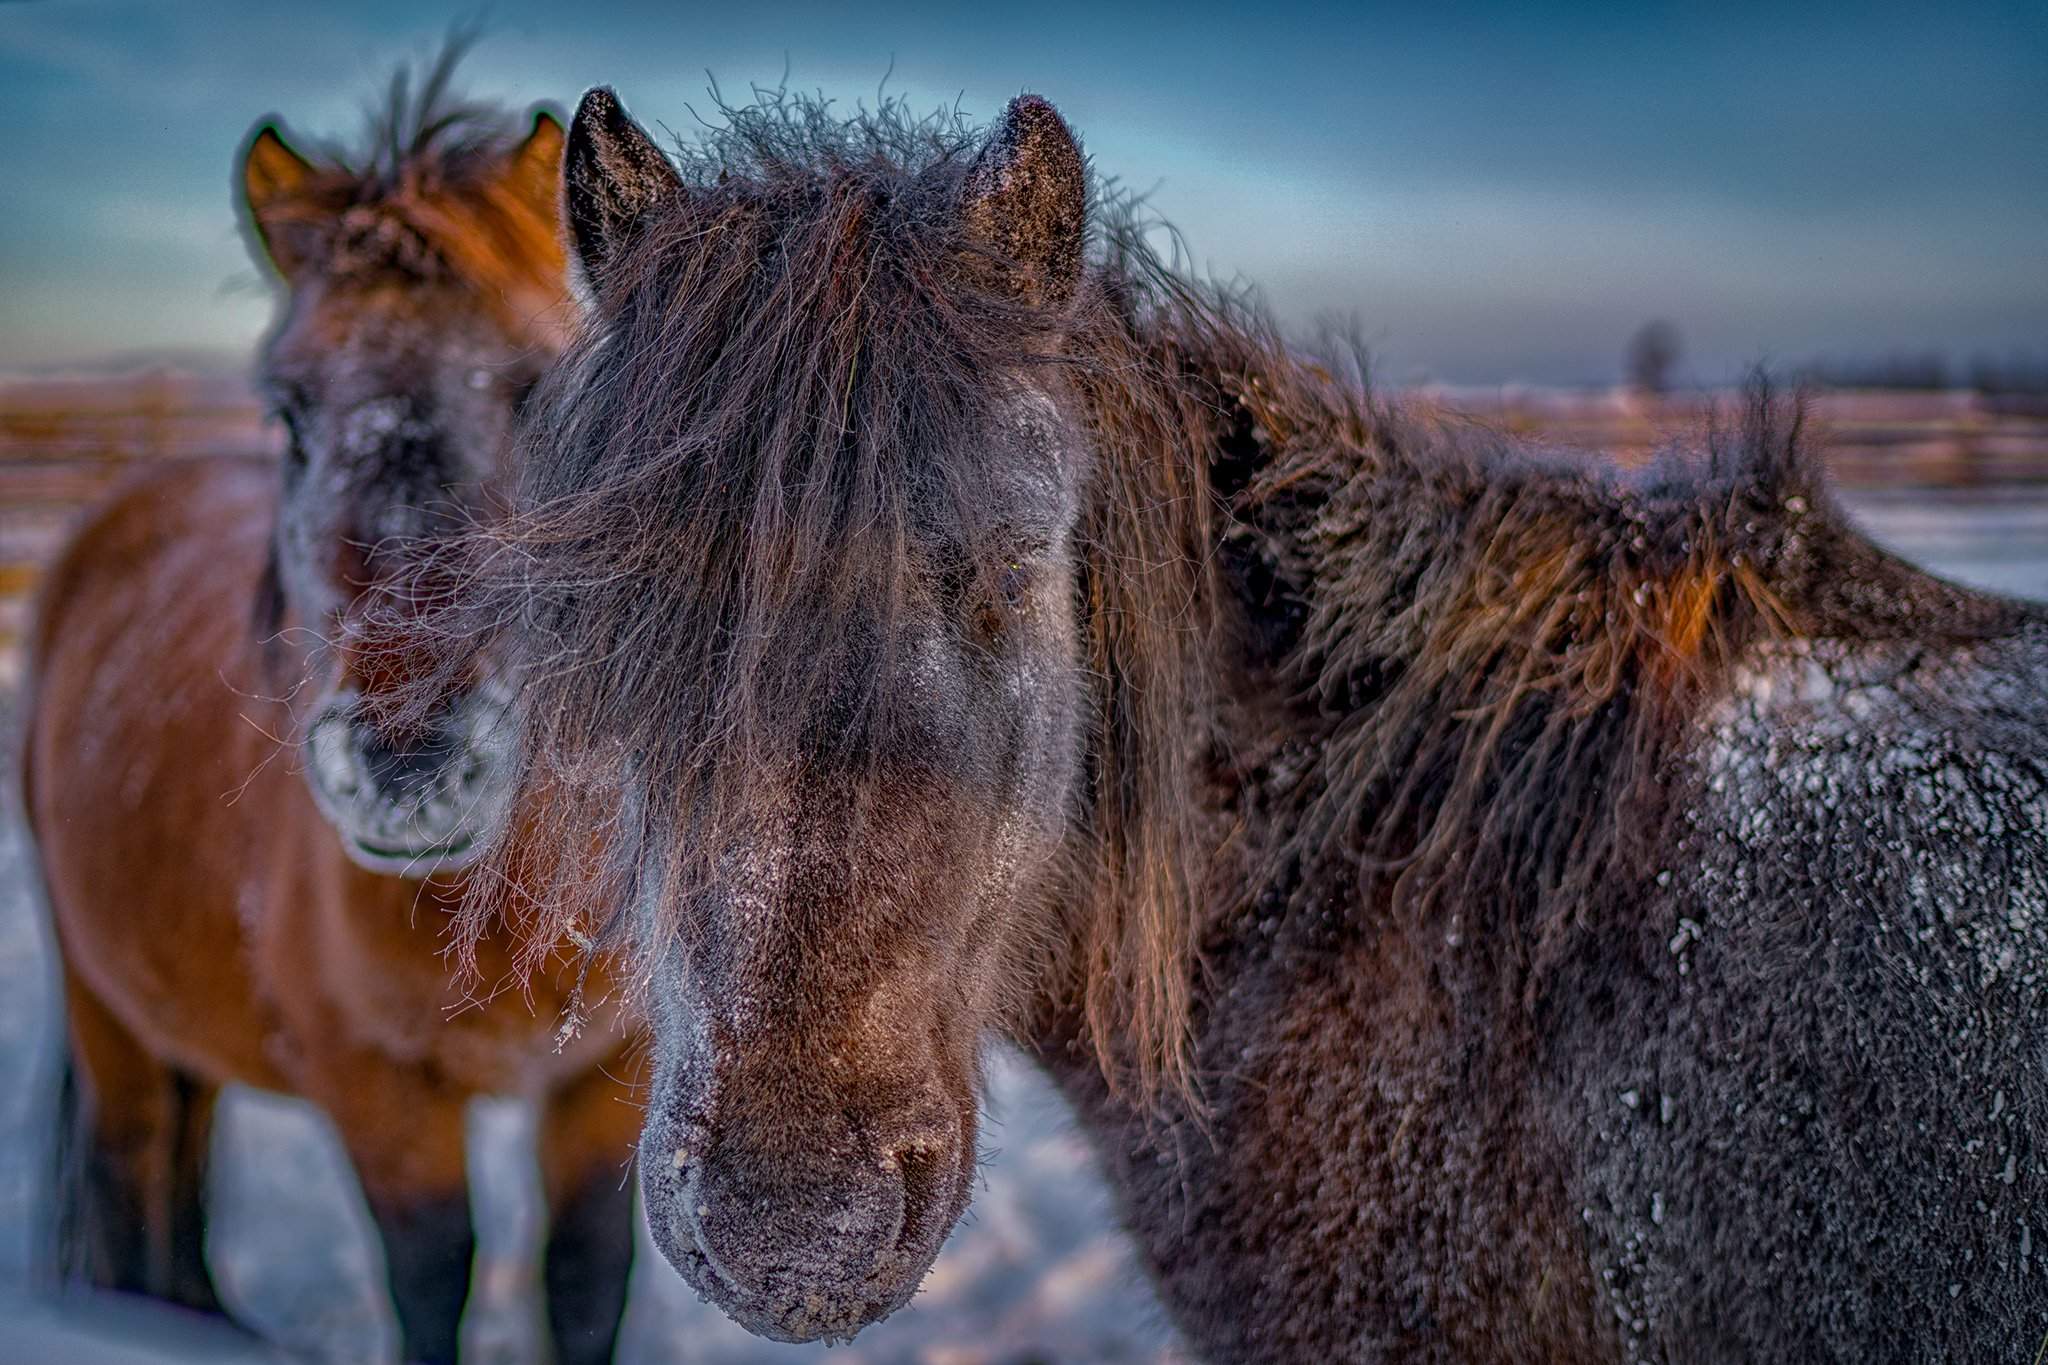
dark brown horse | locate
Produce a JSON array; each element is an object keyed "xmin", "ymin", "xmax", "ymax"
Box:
[
  {"xmin": 425, "ymin": 85, "xmax": 2048, "ymax": 1360},
  {"xmin": 23, "ymin": 64, "xmax": 640, "ymax": 1365}
]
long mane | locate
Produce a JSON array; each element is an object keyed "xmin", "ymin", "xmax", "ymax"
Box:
[
  {"xmin": 1206, "ymin": 357, "xmax": 2032, "ymax": 1006},
  {"xmin": 433, "ymin": 95, "xmax": 1220, "ymax": 1098},
  {"xmin": 1067, "ymin": 247, "xmax": 2027, "ymax": 1040}
]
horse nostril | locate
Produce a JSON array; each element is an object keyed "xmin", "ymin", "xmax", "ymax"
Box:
[
  {"xmin": 307, "ymin": 707, "xmax": 362, "ymax": 797},
  {"xmin": 357, "ymin": 723, "xmax": 459, "ymax": 799},
  {"xmin": 868, "ymin": 1105, "xmax": 954, "ymax": 1244},
  {"xmin": 890, "ymin": 1142, "xmax": 944, "ymax": 1247}
]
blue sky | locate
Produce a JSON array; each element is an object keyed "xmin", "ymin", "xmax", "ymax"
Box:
[{"xmin": 1, "ymin": 0, "xmax": 2042, "ymax": 384}]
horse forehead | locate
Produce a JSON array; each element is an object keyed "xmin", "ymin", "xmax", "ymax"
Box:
[
  {"xmin": 273, "ymin": 277, "xmax": 500, "ymax": 383},
  {"xmin": 333, "ymin": 396, "xmax": 434, "ymax": 458},
  {"xmin": 1005, "ymin": 384, "xmax": 1083, "ymax": 476},
  {"xmin": 943, "ymin": 387, "xmax": 1086, "ymax": 534}
]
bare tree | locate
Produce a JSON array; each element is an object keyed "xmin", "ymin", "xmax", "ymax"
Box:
[{"xmin": 1626, "ymin": 320, "xmax": 1683, "ymax": 394}]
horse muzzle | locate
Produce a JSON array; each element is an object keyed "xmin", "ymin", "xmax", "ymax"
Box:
[
  {"xmin": 639, "ymin": 1086, "xmax": 974, "ymax": 1344},
  {"xmin": 301, "ymin": 679, "xmax": 515, "ymax": 876}
]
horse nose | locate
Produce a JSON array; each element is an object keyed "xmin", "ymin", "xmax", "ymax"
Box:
[
  {"xmin": 658, "ymin": 1096, "xmax": 965, "ymax": 1342},
  {"xmin": 307, "ymin": 695, "xmax": 454, "ymax": 798},
  {"xmin": 357, "ymin": 722, "xmax": 460, "ymax": 801},
  {"xmin": 689, "ymin": 1154, "xmax": 906, "ymax": 1301},
  {"xmin": 874, "ymin": 1106, "xmax": 961, "ymax": 1258}
]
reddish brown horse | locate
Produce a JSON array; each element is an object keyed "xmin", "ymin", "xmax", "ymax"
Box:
[{"xmin": 22, "ymin": 67, "xmax": 640, "ymax": 1365}]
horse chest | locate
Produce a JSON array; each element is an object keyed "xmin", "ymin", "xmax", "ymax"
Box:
[
  {"xmin": 1049, "ymin": 926, "xmax": 1605, "ymax": 1363},
  {"xmin": 251, "ymin": 862, "xmax": 608, "ymax": 1097}
]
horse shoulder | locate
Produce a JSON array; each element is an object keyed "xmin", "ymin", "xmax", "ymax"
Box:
[
  {"xmin": 1040, "ymin": 914, "xmax": 1609, "ymax": 1362},
  {"xmin": 26, "ymin": 454, "xmax": 295, "ymax": 1087}
]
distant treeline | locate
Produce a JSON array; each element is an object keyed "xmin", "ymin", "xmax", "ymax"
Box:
[{"xmin": 1796, "ymin": 351, "xmax": 2048, "ymax": 395}]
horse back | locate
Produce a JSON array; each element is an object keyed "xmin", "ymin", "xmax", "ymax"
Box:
[{"xmin": 1560, "ymin": 612, "xmax": 2048, "ymax": 1361}]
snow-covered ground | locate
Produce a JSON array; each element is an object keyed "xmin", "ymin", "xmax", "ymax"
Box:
[
  {"xmin": 0, "ymin": 491, "xmax": 2041, "ymax": 1363},
  {"xmin": 1841, "ymin": 488, "xmax": 2048, "ymax": 602}
]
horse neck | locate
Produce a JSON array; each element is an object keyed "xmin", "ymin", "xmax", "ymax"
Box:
[
  {"xmin": 1037, "ymin": 354, "xmax": 2041, "ymax": 1137},
  {"xmin": 1184, "ymin": 376, "xmax": 1908, "ymax": 1001},
  {"xmin": 1021, "ymin": 393, "xmax": 1598, "ymax": 1123}
]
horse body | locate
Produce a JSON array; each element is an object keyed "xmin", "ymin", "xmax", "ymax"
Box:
[
  {"xmin": 1043, "ymin": 411, "xmax": 2048, "ymax": 1359},
  {"xmin": 1046, "ymin": 635, "xmax": 2048, "ymax": 1361},
  {"xmin": 445, "ymin": 85, "xmax": 2048, "ymax": 1361},
  {"xmin": 32, "ymin": 453, "xmax": 618, "ymax": 1104},
  {"xmin": 30, "ymin": 461, "xmax": 289, "ymax": 1093},
  {"xmin": 1567, "ymin": 625, "xmax": 2048, "ymax": 1358},
  {"xmin": 25, "ymin": 58, "xmax": 642, "ymax": 1365}
]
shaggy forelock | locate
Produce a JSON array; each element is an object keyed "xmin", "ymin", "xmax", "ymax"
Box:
[
  {"xmin": 258, "ymin": 38, "xmax": 560, "ymax": 295},
  {"xmin": 400, "ymin": 96, "xmax": 1224, "ymax": 1102}
]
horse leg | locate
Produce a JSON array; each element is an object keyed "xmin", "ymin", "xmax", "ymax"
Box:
[
  {"xmin": 537, "ymin": 1051, "xmax": 642, "ymax": 1365},
  {"xmin": 334, "ymin": 1075, "xmax": 475, "ymax": 1365},
  {"xmin": 56, "ymin": 962, "xmax": 222, "ymax": 1313}
]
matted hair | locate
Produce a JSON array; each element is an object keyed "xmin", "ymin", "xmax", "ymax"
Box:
[
  {"xmin": 418, "ymin": 94, "xmax": 1224, "ymax": 1100},
  {"xmin": 406, "ymin": 92, "xmax": 2007, "ymax": 1106}
]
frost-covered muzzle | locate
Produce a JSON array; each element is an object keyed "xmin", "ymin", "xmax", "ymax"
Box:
[
  {"xmin": 632, "ymin": 891, "xmax": 982, "ymax": 1345},
  {"xmin": 638, "ymin": 1044, "xmax": 977, "ymax": 1345},
  {"xmin": 302, "ymin": 677, "xmax": 516, "ymax": 876}
]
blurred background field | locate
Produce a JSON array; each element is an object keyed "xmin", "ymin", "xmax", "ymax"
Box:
[{"xmin": 4, "ymin": 370, "xmax": 2047, "ymax": 683}]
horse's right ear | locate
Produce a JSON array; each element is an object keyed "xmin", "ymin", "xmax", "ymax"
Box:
[
  {"xmin": 240, "ymin": 122, "xmax": 318, "ymax": 280},
  {"xmin": 563, "ymin": 87, "xmax": 681, "ymax": 298},
  {"xmin": 504, "ymin": 107, "xmax": 567, "ymax": 218},
  {"xmin": 959, "ymin": 95, "xmax": 1087, "ymax": 311}
]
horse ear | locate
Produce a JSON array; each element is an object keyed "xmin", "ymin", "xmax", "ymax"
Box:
[
  {"xmin": 504, "ymin": 107, "xmax": 566, "ymax": 217},
  {"xmin": 241, "ymin": 121, "xmax": 318, "ymax": 280},
  {"xmin": 563, "ymin": 87, "xmax": 681, "ymax": 295},
  {"xmin": 960, "ymin": 95, "xmax": 1087, "ymax": 311}
]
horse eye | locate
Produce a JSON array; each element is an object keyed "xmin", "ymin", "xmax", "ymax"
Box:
[
  {"xmin": 997, "ymin": 561, "xmax": 1032, "ymax": 605},
  {"xmin": 973, "ymin": 561, "xmax": 1032, "ymax": 639},
  {"xmin": 276, "ymin": 410, "xmax": 308, "ymax": 472}
]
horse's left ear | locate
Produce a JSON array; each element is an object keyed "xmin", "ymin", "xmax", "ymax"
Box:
[
  {"xmin": 960, "ymin": 95, "xmax": 1087, "ymax": 311},
  {"xmin": 563, "ymin": 87, "xmax": 682, "ymax": 298},
  {"xmin": 240, "ymin": 120, "xmax": 318, "ymax": 280},
  {"xmin": 504, "ymin": 107, "xmax": 566, "ymax": 217}
]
